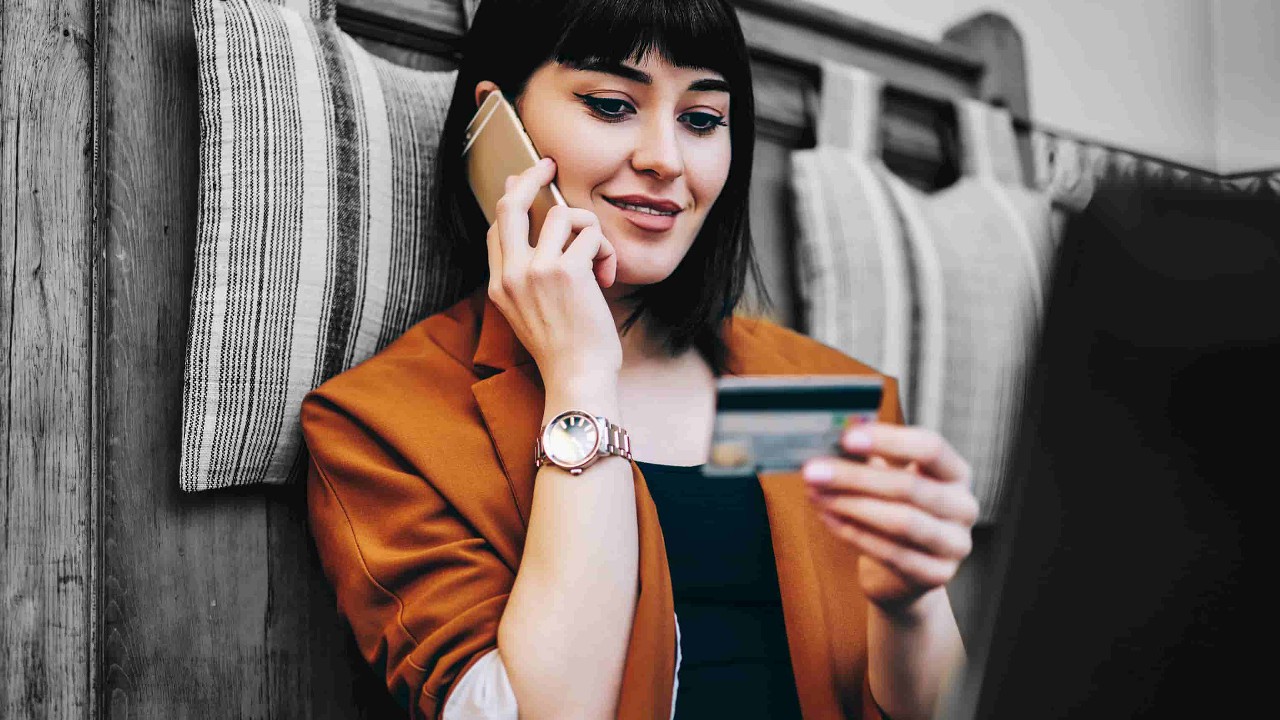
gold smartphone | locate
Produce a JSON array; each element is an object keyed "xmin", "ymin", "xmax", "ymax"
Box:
[{"xmin": 463, "ymin": 88, "xmax": 567, "ymax": 246}]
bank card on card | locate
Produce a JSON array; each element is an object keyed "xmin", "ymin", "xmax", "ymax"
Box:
[{"xmin": 701, "ymin": 375, "xmax": 884, "ymax": 477}]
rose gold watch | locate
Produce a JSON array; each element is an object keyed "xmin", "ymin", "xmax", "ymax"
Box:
[{"xmin": 534, "ymin": 409, "xmax": 632, "ymax": 476}]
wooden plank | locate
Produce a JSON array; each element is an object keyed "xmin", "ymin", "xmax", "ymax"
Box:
[
  {"xmin": 352, "ymin": 35, "xmax": 458, "ymax": 72},
  {"xmin": 337, "ymin": 0, "xmax": 464, "ymax": 59},
  {"xmin": 0, "ymin": 0, "xmax": 98, "ymax": 717},
  {"xmin": 98, "ymin": 0, "xmax": 265, "ymax": 710},
  {"xmin": 736, "ymin": 4, "xmax": 980, "ymax": 103},
  {"xmin": 97, "ymin": 0, "xmax": 376, "ymax": 716},
  {"xmin": 340, "ymin": 0, "xmax": 464, "ymax": 37},
  {"xmin": 734, "ymin": 0, "xmax": 983, "ymax": 79}
]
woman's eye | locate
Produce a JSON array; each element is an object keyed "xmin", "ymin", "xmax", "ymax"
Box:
[
  {"xmin": 579, "ymin": 95, "xmax": 632, "ymax": 119},
  {"xmin": 683, "ymin": 112, "xmax": 728, "ymax": 134},
  {"xmin": 577, "ymin": 94, "xmax": 727, "ymax": 135}
]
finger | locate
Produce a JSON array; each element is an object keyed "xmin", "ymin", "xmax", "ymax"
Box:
[
  {"xmin": 531, "ymin": 206, "xmax": 601, "ymax": 264},
  {"xmin": 841, "ymin": 423, "xmax": 971, "ymax": 485},
  {"xmin": 497, "ymin": 158, "xmax": 556, "ymax": 265},
  {"xmin": 561, "ymin": 224, "xmax": 618, "ymax": 287},
  {"xmin": 805, "ymin": 459, "xmax": 980, "ymax": 525},
  {"xmin": 815, "ymin": 494, "xmax": 972, "ymax": 559},
  {"xmin": 818, "ymin": 512, "xmax": 958, "ymax": 589},
  {"xmin": 485, "ymin": 222, "xmax": 504, "ymax": 300}
]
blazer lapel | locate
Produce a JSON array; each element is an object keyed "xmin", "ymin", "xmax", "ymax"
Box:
[
  {"xmin": 469, "ymin": 296, "xmax": 543, "ymax": 535},
  {"xmin": 724, "ymin": 325, "xmax": 857, "ymax": 719}
]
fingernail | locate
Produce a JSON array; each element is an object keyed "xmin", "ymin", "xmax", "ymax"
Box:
[
  {"xmin": 803, "ymin": 462, "xmax": 833, "ymax": 484},
  {"xmin": 843, "ymin": 429, "xmax": 872, "ymax": 451},
  {"xmin": 540, "ymin": 157, "xmax": 555, "ymax": 167}
]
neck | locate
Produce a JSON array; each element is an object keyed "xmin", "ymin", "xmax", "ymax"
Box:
[{"xmin": 604, "ymin": 286, "xmax": 680, "ymax": 372}]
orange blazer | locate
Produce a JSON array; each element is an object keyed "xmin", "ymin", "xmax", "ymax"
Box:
[{"xmin": 301, "ymin": 286, "xmax": 903, "ymax": 720}]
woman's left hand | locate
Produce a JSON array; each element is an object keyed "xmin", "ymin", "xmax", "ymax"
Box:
[{"xmin": 803, "ymin": 422, "xmax": 978, "ymax": 617}]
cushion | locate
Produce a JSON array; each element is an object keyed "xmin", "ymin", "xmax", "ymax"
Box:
[
  {"xmin": 181, "ymin": 0, "xmax": 458, "ymax": 490},
  {"xmin": 790, "ymin": 60, "xmax": 913, "ymax": 420}
]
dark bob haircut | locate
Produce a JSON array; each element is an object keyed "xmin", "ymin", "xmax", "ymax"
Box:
[{"xmin": 426, "ymin": 0, "xmax": 772, "ymax": 375}]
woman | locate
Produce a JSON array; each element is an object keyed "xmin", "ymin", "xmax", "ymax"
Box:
[{"xmin": 300, "ymin": 1, "xmax": 978, "ymax": 718}]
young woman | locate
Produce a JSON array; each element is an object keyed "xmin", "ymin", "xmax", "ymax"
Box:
[{"xmin": 301, "ymin": 1, "xmax": 978, "ymax": 719}]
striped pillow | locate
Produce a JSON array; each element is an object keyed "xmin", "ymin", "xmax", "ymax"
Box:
[
  {"xmin": 182, "ymin": 0, "xmax": 458, "ymax": 491},
  {"xmin": 790, "ymin": 61, "xmax": 914, "ymax": 419}
]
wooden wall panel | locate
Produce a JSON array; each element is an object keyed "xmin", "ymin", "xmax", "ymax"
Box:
[
  {"xmin": 0, "ymin": 0, "xmax": 99, "ymax": 717},
  {"xmin": 96, "ymin": 0, "xmax": 382, "ymax": 717},
  {"xmin": 99, "ymin": 0, "xmax": 260, "ymax": 713},
  {"xmin": 734, "ymin": 0, "xmax": 982, "ymax": 102}
]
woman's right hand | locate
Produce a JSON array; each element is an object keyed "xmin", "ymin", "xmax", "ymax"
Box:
[{"xmin": 486, "ymin": 156, "xmax": 622, "ymax": 388}]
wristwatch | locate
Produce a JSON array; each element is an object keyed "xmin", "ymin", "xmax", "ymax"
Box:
[{"xmin": 535, "ymin": 410, "xmax": 632, "ymax": 475}]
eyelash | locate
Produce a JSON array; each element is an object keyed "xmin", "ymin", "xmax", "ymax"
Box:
[{"xmin": 575, "ymin": 94, "xmax": 728, "ymax": 136}]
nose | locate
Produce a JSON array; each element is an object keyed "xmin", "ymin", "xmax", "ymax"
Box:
[{"xmin": 630, "ymin": 113, "xmax": 684, "ymax": 180}]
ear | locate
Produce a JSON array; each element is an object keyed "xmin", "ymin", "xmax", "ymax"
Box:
[{"xmin": 474, "ymin": 81, "xmax": 500, "ymax": 110}]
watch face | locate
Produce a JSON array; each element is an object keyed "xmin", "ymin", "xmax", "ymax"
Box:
[{"xmin": 544, "ymin": 412, "xmax": 600, "ymax": 466}]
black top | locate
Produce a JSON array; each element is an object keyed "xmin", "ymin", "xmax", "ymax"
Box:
[{"xmin": 636, "ymin": 459, "xmax": 804, "ymax": 720}]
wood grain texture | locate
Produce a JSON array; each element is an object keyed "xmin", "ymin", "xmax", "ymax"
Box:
[
  {"xmin": 96, "ymin": 0, "xmax": 381, "ymax": 716},
  {"xmin": 0, "ymin": 0, "xmax": 98, "ymax": 717},
  {"xmin": 1, "ymin": 0, "xmax": 99, "ymax": 713}
]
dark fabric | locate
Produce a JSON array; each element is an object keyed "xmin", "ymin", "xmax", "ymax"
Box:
[
  {"xmin": 637, "ymin": 460, "xmax": 804, "ymax": 720},
  {"xmin": 968, "ymin": 180, "xmax": 1279, "ymax": 718}
]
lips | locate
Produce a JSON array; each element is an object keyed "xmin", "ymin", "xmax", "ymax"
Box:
[
  {"xmin": 605, "ymin": 196, "xmax": 681, "ymax": 232},
  {"xmin": 604, "ymin": 195, "xmax": 684, "ymax": 214}
]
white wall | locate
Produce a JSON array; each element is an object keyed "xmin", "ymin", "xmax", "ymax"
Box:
[
  {"xmin": 802, "ymin": 0, "xmax": 1248, "ymax": 172},
  {"xmin": 1210, "ymin": 0, "xmax": 1280, "ymax": 174}
]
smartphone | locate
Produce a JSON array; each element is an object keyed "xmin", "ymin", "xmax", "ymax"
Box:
[
  {"xmin": 463, "ymin": 89, "xmax": 567, "ymax": 246},
  {"xmin": 701, "ymin": 375, "xmax": 885, "ymax": 477}
]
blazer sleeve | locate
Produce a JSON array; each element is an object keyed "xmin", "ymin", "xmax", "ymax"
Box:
[{"xmin": 301, "ymin": 393, "xmax": 515, "ymax": 720}]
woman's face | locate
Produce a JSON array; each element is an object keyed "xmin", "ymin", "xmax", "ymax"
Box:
[{"xmin": 473, "ymin": 51, "xmax": 733, "ymax": 300}]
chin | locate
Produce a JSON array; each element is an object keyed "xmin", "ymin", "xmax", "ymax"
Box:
[
  {"xmin": 610, "ymin": 242, "xmax": 686, "ymax": 286},
  {"xmin": 613, "ymin": 263, "xmax": 676, "ymax": 288}
]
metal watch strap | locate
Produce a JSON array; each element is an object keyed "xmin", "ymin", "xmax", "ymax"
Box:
[
  {"xmin": 600, "ymin": 417, "xmax": 633, "ymax": 461},
  {"xmin": 534, "ymin": 415, "xmax": 632, "ymax": 467}
]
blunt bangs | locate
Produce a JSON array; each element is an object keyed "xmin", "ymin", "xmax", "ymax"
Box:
[{"xmin": 551, "ymin": 0, "xmax": 746, "ymax": 92}]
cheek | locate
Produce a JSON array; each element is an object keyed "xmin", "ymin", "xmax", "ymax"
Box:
[
  {"xmin": 688, "ymin": 141, "xmax": 732, "ymax": 210},
  {"xmin": 526, "ymin": 115, "xmax": 621, "ymax": 200}
]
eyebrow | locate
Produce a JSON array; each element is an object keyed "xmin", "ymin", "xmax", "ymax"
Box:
[{"xmin": 570, "ymin": 59, "xmax": 731, "ymax": 94}]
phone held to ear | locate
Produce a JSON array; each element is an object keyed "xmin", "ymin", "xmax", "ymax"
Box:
[
  {"xmin": 702, "ymin": 375, "xmax": 885, "ymax": 477},
  {"xmin": 463, "ymin": 88, "xmax": 567, "ymax": 245}
]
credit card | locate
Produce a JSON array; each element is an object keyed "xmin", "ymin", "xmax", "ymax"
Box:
[{"xmin": 701, "ymin": 375, "xmax": 884, "ymax": 477}]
